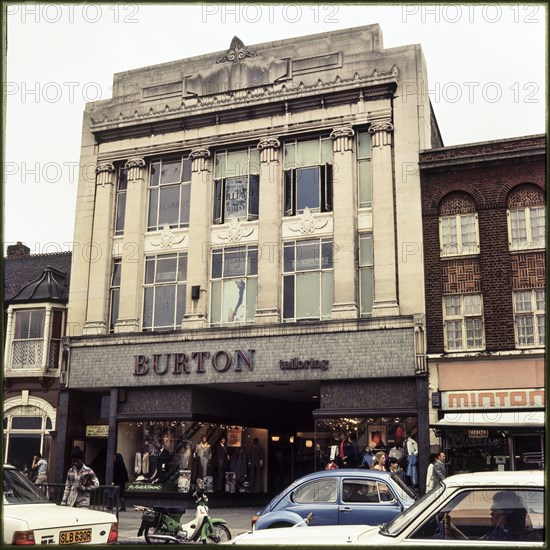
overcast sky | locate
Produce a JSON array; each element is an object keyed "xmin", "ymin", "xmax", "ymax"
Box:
[{"xmin": 5, "ymin": 3, "xmax": 546, "ymax": 254}]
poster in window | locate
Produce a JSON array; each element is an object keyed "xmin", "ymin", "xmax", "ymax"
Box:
[
  {"xmin": 225, "ymin": 177, "xmax": 248, "ymax": 219},
  {"xmin": 389, "ymin": 423, "xmax": 406, "ymax": 446},
  {"xmin": 227, "ymin": 427, "xmax": 242, "ymax": 447},
  {"xmin": 367, "ymin": 425, "xmax": 387, "ymax": 450}
]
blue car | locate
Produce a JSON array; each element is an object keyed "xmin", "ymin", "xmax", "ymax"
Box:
[{"xmin": 252, "ymin": 469, "xmax": 416, "ymax": 530}]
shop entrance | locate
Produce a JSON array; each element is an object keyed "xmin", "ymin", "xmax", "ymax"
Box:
[{"xmin": 510, "ymin": 434, "xmax": 544, "ymax": 470}]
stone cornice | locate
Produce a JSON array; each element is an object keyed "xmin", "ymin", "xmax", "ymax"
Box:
[{"xmin": 89, "ymin": 65, "xmax": 399, "ymax": 140}]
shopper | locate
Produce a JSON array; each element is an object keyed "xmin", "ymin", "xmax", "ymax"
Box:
[
  {"xmin": 61, "ymin": 447, "xmax": 99, "ymax": 508},
  {"xmin": 432, "ymin": 451, "xmax": 447, "ymax": 486},
  {"xmin": 425, "ymin": 453, "xmax": 437, "ymax": 492},
  {"xmin": 31, "ymin": 452, "xmax": 48, "ymax": 495}
]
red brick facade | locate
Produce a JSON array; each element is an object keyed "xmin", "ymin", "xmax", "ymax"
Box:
[{"xmin": 420, "ymin": 135, "xmax": 546, "ymax": 354}]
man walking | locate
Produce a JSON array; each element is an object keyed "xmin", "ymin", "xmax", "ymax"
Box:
[
  {"xmin": 432, "ymin": 451, "xmax": 447, "ymax": 487},
  {"xmin": 61, "ymin": 447, "xmax": 99, "ymax": 508}
]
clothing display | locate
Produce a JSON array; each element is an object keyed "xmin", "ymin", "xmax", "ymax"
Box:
[{"xmin": 196, "ymin": 440, "xmax": 212, "ymax": 478}]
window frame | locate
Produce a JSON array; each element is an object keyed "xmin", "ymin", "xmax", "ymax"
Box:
[
  {"xmin": 513, "ymin": 289, "xmax": 545, "ymax": 348},
  {"xmin": 507, "ymin": 205, "xmax": 546, "ymax": 251},
  {"xmin": 109, "ymin": 258, "xmax": 122, "ymax": 333},
  {"xmin": 147, "ymin": 156, "xmax": 192, "ymax": 232},
  {"xmin": 359, "ymin": 233, "xmax": 374, "ymax": 317},
  {"xmin": 439, "ymin": 212, "xmax": 480, "ymax": 257},
  {"xmin": 142, "ymin": 252, "xmax": 187, "ymax": 332},
  {"xmin": 442, "ymin": 294, "xmax": 485, "ymax": 352},
  {"xmin": 213, "ymin": 146, "xmax": 260, "ymax": 225},
  {"xmin": 114, "ymin": 166, "xmax": 128, "ymax": 236},
  {"xmin": 357, "ymin": 130, "xmax": 372, "ymax": 209}
]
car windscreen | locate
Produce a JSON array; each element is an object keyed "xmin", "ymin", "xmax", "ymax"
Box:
[
  {"xmin": 390, "ymin": 473, "xmax": 417, "ymax": 500},
  {"xmin": 3, "ymin": 468, "xmax": 50, "ymax": 504}
]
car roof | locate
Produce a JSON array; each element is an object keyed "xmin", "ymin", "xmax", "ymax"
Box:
[
  {"xmin": 293, "ymin": 469, "xmax": 393, "ymax": 483},
  {"xmin": 442, "ymin": 470, "xmax": 543, "ymax": 487}
]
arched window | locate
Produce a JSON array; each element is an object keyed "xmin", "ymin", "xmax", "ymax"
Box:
[
  {"xmin": 438, "ymin": 192, "xmax": 479, "ymax": 257},
  {"xmin": 507, "ymin": 184, "xmax": 545, "ymax": 251}
]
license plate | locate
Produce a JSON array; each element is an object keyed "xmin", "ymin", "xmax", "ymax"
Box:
[{"xmin": 59, "ymin": 529, "xmax": 92, "ymax": 544}]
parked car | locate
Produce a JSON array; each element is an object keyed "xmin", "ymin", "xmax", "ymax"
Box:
[
  {"xmin": 251, "ymin": 468, "xmax": 416, "ymax": 530},
  {"xmin": 229, "ymin": 470, "xmax": 544, "ymax": 546},
  {"xmin": 3, "ymin": 464, "xmax": 118, "ymax": 545}
]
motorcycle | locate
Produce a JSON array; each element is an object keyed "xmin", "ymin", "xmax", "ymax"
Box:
[{"xmin": 134, "ymin": 490, "xmax": 232, "ymax": 544}]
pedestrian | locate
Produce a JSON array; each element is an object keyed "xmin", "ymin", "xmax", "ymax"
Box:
[
  {"xmin": 31, "ymin": 452, "xmax": 48, "ymax": 496},
  {"xmin": 425, "ymin": 452, "xmax": 437, "ymax": 492},
  {"xmin": 432, "ymin": 450, "xmax": 447, "ymax": 486},
  {"xmin": 248, "ymin": 437, "xmax": 265, "ymax": 493},
  {"xmin": 389, "ymin": 457, "xmax": 406, "ymax": 482},
  {"xmin": 112, "ymin": 453, "xmax": 130, "ymax": 511},
  {"xmin": 61, "ymin": 447, "xmax": 99, "ymax": 508},
  {"xmin": 371, "ymin": 451, "xmax": 387, "ymax": 471}
]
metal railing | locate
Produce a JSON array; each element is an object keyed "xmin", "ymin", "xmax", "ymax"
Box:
[{"xmin": 46, "ymin": 484, "xmax": 120, "ymax": 519}]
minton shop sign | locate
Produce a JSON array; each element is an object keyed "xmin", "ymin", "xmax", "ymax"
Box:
[
  {"xmin": 133, "ymin": 350, "xmax": 255, "ymax": 375},
  {"xmin": 441, "ymin": 388, "xmax": 544, "ymax": 411}
]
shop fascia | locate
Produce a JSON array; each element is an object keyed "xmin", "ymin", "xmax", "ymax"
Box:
[{"xmin": 133, "ymin": 349, "xmax": 331, "ymax": 375}]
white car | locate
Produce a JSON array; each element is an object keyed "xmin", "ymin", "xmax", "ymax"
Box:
[
  {"xmin": 226, "ymin": 470, "xmax": 544, "ymax": 546},
  {"xmin": 3, "ymin": 464, "xmax": 118, "ymax": 545}
]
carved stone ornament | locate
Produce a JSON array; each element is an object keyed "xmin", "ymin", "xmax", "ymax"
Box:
[
  {"xmin": 217, "ymin": 218, "xmax": 254, "ymax": 242},
  {"xmin": 95, "ymin": 162, "xmax": 115, "ymax": 186},
  {"xmin": 216, "ymin": 36, "xmax": 257, "ymax": 64},
  {"xmin": 257, "ymin": 137, "xmax": 281, "ymax": 163},
  {"xmin": 189, "ymin": 148, "xmax": 211, "ymax": 172},
  {"xmin": 367, "ymin": 108, "xmax": 393, "ymax": 147},
  {"xmin": 330, "ymin": 127, "xmax": 355, "ymax": 153},
  {"xmin": 124, "ymin": 157, "xmax": 146, "ymax": 180},
  {"xmin": 288, "ymin": 207, "xmax": 329, "ymax": 235},
  {"xmin": 150, "ymin": 224, "xmax": 186, "ymax": 249}
]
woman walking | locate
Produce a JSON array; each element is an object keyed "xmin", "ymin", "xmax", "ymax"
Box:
[{"xmin": 113, "ymin": 453, "xmax": 130, "ymax": 511}]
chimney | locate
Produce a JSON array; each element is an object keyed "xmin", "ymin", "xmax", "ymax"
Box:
[{"xmin": 7, "ymin": 241, "xmax": 31, "ymax": 259}]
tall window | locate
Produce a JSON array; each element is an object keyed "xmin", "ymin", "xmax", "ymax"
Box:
[
  {"xmin": 514, "ymin": 289, "xmax": 545, "ymax": 348},
  {"xmin": 359, "ymin": 233, "xmax": 374, "ymax": 316},
  {"xmin": 12, "ymin": 309, "xmax": 45, "ymax": 369},
  {"xmin": 443, "ymin": 294, "xmax": 484, "ymax": 351},
  {"xmin": 210, "ymin": 245, "xmax": 258, "ymax": 325},
  {"xmin": 143, "ymin": 252, "xmax": 187, "ymax": 331},
  {"xmin": 283, "ymin": 238, "xmax": 334, "ymax": 321},
  {"xmin": 507, "ymin": 184, "xmax": 545, "ymax": 251},
  {"xmin": 284, "ymin": 136, "xmax": 333, "ymax": 216},
  {"xmin": 148, "ymin": 157, "xmax": 192, "ymax": 231},
  {"xmin": 109, "ymin": 259, "xmax": 122, "ymax": 332},
  {"xmin": 114, "ymin": 166, "xmax": 128, "ymax": 236},
  {"xmin": 48, "ymin": 310, "xmax": 63, "ymax": 369},
  {"xmin": 357, "ymin": 131, "xmax": 372, "ymax": 208},
  {"xmin": 214, "ymin": 147, "xmax": 260, "ymax": 224},
  {"xmin": 439, "ymin": 192, "xmax": 479, "ymax": 257}
]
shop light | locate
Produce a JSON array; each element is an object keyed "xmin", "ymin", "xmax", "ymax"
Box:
[
  {"xmin": 305, "ymin": 440, "xmax": 313, "ymax": 448},
  {"xmin": 271, "ymin": 435, "xmax": 280, "ymax": 442},
  {"xmin": 289, "ymin": 436, "xmax": 295, "ymax": 444}
]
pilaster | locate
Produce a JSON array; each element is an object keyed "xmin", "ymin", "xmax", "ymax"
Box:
[{"xmin": 368, "ymin": 109, "xmax": 400, "ymax": 316}]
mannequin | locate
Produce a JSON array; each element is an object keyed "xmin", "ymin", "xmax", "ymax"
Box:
[{"xmin": 195, "ymin": 435, "xmax": 212, "ymax": 478}]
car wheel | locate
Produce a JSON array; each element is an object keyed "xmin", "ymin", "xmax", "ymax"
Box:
[{"xmin": 267, "ymin": 522, "xmax": 293, "ymax": 529}]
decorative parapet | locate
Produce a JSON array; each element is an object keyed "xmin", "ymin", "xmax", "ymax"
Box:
[
  {"xmin": 257, "ymin": 137, "xmax": 281, "ymax": 163},
  {"xmin": 124, "ymin": 158, "xmax": 146, "ymax": 181},
  {"xmin": 287, "ymin": 207, "xmax": 329, "ymax": 235},
  {"xmin": 216, "ymin": 36, "xmax": 257, "ymax": 64},
  {"xmin": 95, "ymin": 162, "xmax": 115, "ymax": 186},
  {"xmin": 367, "ymin": 108, "xmax": 393, "ymax": 147},
  {"xmin": 330, "ymin": 126, "xmax": 355, "ymax": 153},
  {"xmin": 189, "ymin": 148, "xmax": 211, "ymax": 173}
]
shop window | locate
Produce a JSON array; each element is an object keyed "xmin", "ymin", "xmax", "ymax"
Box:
[
  {"xmin": 438, "ymin": 192, "xmax": 479, "ymax": 257},
  {"xmin": 357, "ymin": 131, "xmax": 372, "ymax": 208},
  {"xmin": 114, "ymin": 166, "xmax": 128, "ymax": 236},
  {"xmin": 507, "ymin": 184, "xmax": 545, "ymax": 251},
  {"xmin": 359, "ymin": 233, "xmax": 374, "ymax": 316},
  {"xmin": 513, "ymin": 289, "xmax": 545, "ymax": 348},
  {"xmin": 210, "ymin": 245, "xmax": 257, "ymax": 325},
  {"xmin": 443, "ymin": 294, "xmax": 484, "ymax": 351},
  {"xmin": 148, "ymin": 157, "xmax": 192, "ymax": 231},
  {"xmin": 213, "ymin": 147, "xmax": 260, "ymax": 224},
  {"xmin": 109, "ymin": 259, "xmax": 122, "ymax": 333},
  {"xmin": 142, "ymin": 252, "xmax": 187, "ymax": 331},
  {"xmin": 284, "ymin": 136, "xmax": 333, "ymax": 216},
  {"xmin": 283, "ymin": 238, "xmax": 334, "ymax": 322}
]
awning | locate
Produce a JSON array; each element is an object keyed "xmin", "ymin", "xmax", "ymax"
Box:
[{"xmin": 431, "ymin": 411, "xmax": 545, "ymax": 428}]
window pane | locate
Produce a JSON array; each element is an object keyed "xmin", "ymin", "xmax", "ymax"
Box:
[
  {"xmin": 143, "ymin": 287, "xmax": 153, "ymax": 329},
  {"xmin": 182, "ymin": 159, "xmax": 192, "ymax": 182},
  {"xmin": 118, "ymin": 167, "xmax": 128, "ymax": 190},
  {"xmin": 176, "ymin": 283, "xmax": 186, "ymax": 327},
  {"xmin": 214, "ymin": 179, "xmax": 223, "ymax": 224},
  {"xmin": 321, "ymin": 271, "xmax": 333, "ymax": 318},
  {"xmin": 517, "ymin": 316, "xmax": 534, "ymax": 345},
  {"xmin": 158, "ymin": 185, "xmax": 180, "ymax": 226},
  {"xmin": 321, "ymin": 240, "xmax": 333, "ymax": 269},
  {"xmin": 294, "ymin": 478, "xmax": 337, "ymax": 503},
  {"xmin": 115, "ymin": 192, "xmax": 126, "ymax": 234},
  {"xmin": 358, "ymin": 160, "xmax": 372, "ymax": 207},
  {"xmin": 296, "ymin": 241, "xmax": 320, "ymax": 271},
  {"xmin": 441, "ymin": 216, "xmax": 458, "ymax": 254},
  {"xmin": 12, "ymin": 417, "xmax": 42, "ymax": 429},
  {"xmin": 224, "ymin": 248, "xmax": 246, "ymax": 277},
  {"xmin": 177, "ymin": 254, "xmax": 187, "ymax": 281},
  {"xmin": 225, "ymin": 176, "xmax": 248, "ymax": 220},
  {"xmin": 180, "ymin": 183, "xmax": 191, "ymax": 226},
  {"xmin": 156, "ymin": 256, "xmax": 177, "ymax": 283},
  {"xmin": 110, "ymin": 288, "xmax": 119, "ymax": 330},
  {"xmin": 148, "ymin": 187, "xmax": 159, "ymax": 228},
  {"xmin": 160, "ymin": 160, "xmax": 181, "ymax": 184},
  {"xmin": 215, "ymin": 151, "xmax": 225, "ymax": 179},
  {"xmin": 466, "ymin": 318, "xmax": 483, "ymax": 347},
  {"xmin": 284, "ymin": 170, "xmax": 293, "ymax": 215},
  {"xmin": 246, "ymin": 277, "xmax": 257, "ymax": 322},
  {"xmin": 154, "ymin": 285, "xmax": 176, "ymax": 328},
  {"xmin": 212, "ymin": 250, "xmax": 223, "ymax": 278},
  {"xmin": 360, "ymin": 267, "xmax": 374, "ymax": 315},
  {"xmin": 7, "ymin": 434, "xmax": 42, "ymax": 473},
  {"xmin": 463, "ymin": 295, "xmax": 481, "ymax": 315},
  {"xmin": 530, "ymin": 206, "xmax": 546, "ymax": 243},
  {"xmin": 112, "ymin": 260, "xmax": 121, "ymax": 286},
  {"xmin": 15, "ymin": 311, "xmax": 31, "ymax": 339},
  {"xmin": 249, "ymin": 148, "xmax": 260, "ymax": 173},
  {"xmin": 444, "ymin": 296, "xmax": 461, "ymax": 316},
  {"xmin": 460, "ymin": 214, "xmax": 477, "ymax": 250},
  {"xmin": 210, "ymin": 281, "xmax": 222, "ymax": 324},
  {"xmin": 284, "ymin": 243, "xmax": 295, "ymax": 273},
  {"xmin": 359, "ymin": 234, "xmax": 373, "ymax": 265},
  {"xmin": 28, "ymin": 311, "xmax": 45, "ymax": 339},
  {"xmin": 296, "ymin": 272, "xmax": 320, "ymax": 318},
  {"xmin": 320, "ymin": 138, "xmax": 332, "ymax": 164},
  {"xmin": 284, "ymin": 142, "xmax": 296, "ymax": 166},
  {"xmin": 247, "ymin": 247, "xmax": 258, "ymax": 276},
  {"xmin": 249, "ymin": 175, "xmax": 259, "ymax": 218},
  {"xmin": 150, "ymin": 161, "xmax": 160, "ymax": 187},
  {"xmin": 226, "ymin": 150, "xmax": 249, "ymax": 177},
  {"xmin": 51, "ymin": 310, "xmax": 63, "ymax": 339},
  {"xmin": 535, "ymin": 290, "xmax": 545, "ymax": 310},
  {"xmin": 537, "ymin": 315, "xmax": 545, "ymax": 345},
  {"xmin": 296, "ymin": 167, "xmax": 320, "ymax": 211},
  {"xmin": 358, "ymin": 131, "xmax": 372, "ymax": 159},
  {"xmin": 510, "ymin": 209, "xmax": 527, "ymax": 243},
  {"xmin": 296, "ymin": 139, "xmax": 319, "ymax": 167},
  {"xmin": 445, "ymin": 320, "xmax": 462, "ymax": 349},
  {"xmin": 145, "ymin": 258, "xmax": 155, "ymax": 284},
  {"xmin": 514, "ymin": 292, "xmax": 532, "ymax": 312},
  {"xmin": 222, "ymin": 278, "xmax": 247, "ymax": 323},
  {"xmin": 283, "ymin": 275, "xmax": 295, "ymax": 319}
]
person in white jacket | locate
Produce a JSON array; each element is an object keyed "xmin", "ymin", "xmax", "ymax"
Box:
[{"xmin": 425, "ymin": 453, "xmax": 437, "ymax": 492}]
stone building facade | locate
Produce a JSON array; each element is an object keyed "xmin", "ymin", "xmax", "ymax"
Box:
[
  {"xmin": 57, "ymin": 25, "xmax": 441, "ymax": 496},
  {"xmin": 420, "ymin": 135, "xmax": 545, "ymax": 473}
]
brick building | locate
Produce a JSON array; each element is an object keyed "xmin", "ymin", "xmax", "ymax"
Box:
[
  {"xmin": 3, "ymin": 242, "xmax": 72, "ymax": 478},
  {"xmin": 55, "ymin": 25, "xmax": 441, "ymax": 496},
  {"xmin": 420, "ymin": 134, "xmax": 545, "ymax": 472}
]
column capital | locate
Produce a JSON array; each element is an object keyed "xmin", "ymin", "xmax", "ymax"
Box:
[
  {"xmin": 189, "ymin": 147, "xmax": 211, "ymax": 172},
  {"xmin": 330, "ymin": 126, "xmax": 355, "ymax": 153},
  {"xmin": 367, "ymin": 109, "xmax": 393, "ymax": 147},
  {"xmin": 257, "ymin": 137, "xmax": 281, "ymax": 163},
  {"xmin": 124, "ymin": 157, "xmax": 146, "ymax": 181},
  {"xmin": 95, "ymin": 162, "xmax": 115, "ymax": 186}
]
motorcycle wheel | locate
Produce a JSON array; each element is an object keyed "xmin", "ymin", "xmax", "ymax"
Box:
[
  {"xmin": 202, "ymin": 524, "xmax": 232, "ymax": 544},
  {"xmin": 144, "ymin": 526, "xmax": 175, "ymax": 544}
]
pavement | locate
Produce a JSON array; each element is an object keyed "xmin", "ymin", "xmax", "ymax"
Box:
[{"xmin": 117, "ymin": 506, "xmax": 259, "ymax": 544}]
